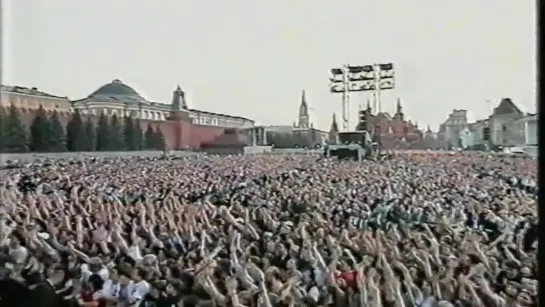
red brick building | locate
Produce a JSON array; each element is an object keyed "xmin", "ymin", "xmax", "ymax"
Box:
[
  {"xmin": 329, "ymin": 98, "xmax": 425, "ymax": 149},
  {"xmin": 371, "ymin": 102, "xmax": 421, "ymax": 149},
  {"xmin": 1, "ymin": 81, "xmax": 254, "ymax": 149}
]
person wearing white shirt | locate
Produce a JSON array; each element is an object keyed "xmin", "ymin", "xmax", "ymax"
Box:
[
  {"xmin": 8, "ymin": 235, "xmax": 28, "ymax": 264},
  {"xmin": 114, "ymin": 274, "xmax": 134, "ymax": 307},
  {"xmin": 97, "ymin": 269, "xmax": 123, "ymax": 306},
  {"xmin": 81, "ymin": 259, "xmax": 110, "ymax": 282},
  {"xmin": 127, "ymin": 244, "xmax": 143, "ymax": 263},
  {"xmin": 127, "ymin": 269, "xmax": 150, "ymax": 306}
]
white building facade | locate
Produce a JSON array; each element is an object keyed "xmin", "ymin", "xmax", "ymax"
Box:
[
  {"xmin": 438, "ymin": 109, "xmax": 469, "ymax": 147},
  {"xmin": 487, "ymin": 98, "xmax": 524, "ymax": 146},
  {"xmin": 468, "ymin": 119, "xmax": 489, "ymax": 146},
  {"xmin": 524, "ymin": 114, "xmax": 538, "ymax": 145},
  {"xmin": 72, "ymin": 79, "xmax": 254, "ymax": 129}
]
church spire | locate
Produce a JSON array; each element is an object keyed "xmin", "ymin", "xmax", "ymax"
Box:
[
  {"xmin": 366, "ymin": 99, "xmax": 372, "ymax": 113},
  {"xmin": 395, "ymin": 98, "xmax": 404, "ymax": 121},
  {"xmin": 328, "ymin": 113, "xmax": 339, "ymax": 143},
  {"xmin": 171, "ymin": 85, "xmax": 187, "ymax": 111},
  {"xmin": 297, "ymin": 89, "xmax": 310, "ymax": 128},
  {"xmin": 330, "ymin": 113, "xmax": 339, "ymax": 132}
]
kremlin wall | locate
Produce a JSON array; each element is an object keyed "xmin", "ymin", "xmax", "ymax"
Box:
[{"xmin": 0, "ymin": 80, "xmax": 254, "ymax": 150}]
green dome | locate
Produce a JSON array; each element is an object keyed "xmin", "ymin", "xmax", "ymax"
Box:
[{"xmin": 89, "ymin": 79, "xmax": 145, "ymax": 101}]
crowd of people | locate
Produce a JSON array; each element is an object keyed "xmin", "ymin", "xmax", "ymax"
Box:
[{"xmin": 0, "ymin": 152, "xmax": 538, "ymax": 307}]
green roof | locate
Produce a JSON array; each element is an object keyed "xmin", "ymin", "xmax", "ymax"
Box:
[{"xmin": 89, "ymin": 79, "xmax": 145, "ymax": 101}]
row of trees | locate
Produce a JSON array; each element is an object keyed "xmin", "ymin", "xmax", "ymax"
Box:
[{"xmin": 0, "ymin": 105, "xmax": 166, "ymax": 153}]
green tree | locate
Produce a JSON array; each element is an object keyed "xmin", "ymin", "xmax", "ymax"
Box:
[
  {"xmin": 66, "ymin": 110, "xmax": 86, "ymax": 152},
  {"xmin": 84, "ymin": 119, "xmax": 95, "ymax": 152},
  {"xmin": 3, "ymin": 104, "xmax": 28, "ymax": 153},
  {"xmin": 95, "ymin": 112, "xmax": 110, "ymax": 151},
  {"xmin": 154, "ymin": 126, "xmax": 166, "ymax": 150},
  {"xmin": 124, "ymin": 116, "xmax": 138, "ymax": 151},
  {"xmin": 134, "ymin": 119, "xmax": 143, "ymax": 150},
  {"xmin": 144, "ymin": 123, "xmax": 156, "ymax": 150},
  {"xmin": 48, "ymin": 111, "xmax": 66, "ymax": 152},
  {"xmin": 29, "ymin": 106, "xmax": 51, "ymax": 152},
  {"xmin": 109, "ymin": 114, "xmax": 124, "ymax": 151}
]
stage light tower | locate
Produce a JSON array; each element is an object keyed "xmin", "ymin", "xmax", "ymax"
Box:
[{"xmin": 328, "ymin": 63, "xmax": 396, "ymax": 131}]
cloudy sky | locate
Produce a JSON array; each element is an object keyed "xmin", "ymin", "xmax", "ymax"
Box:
[{"xmin": 2, "ymin": 0, "xmax": 536, "ymax": 130}]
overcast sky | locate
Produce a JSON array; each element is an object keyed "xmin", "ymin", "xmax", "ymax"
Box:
[{"xmin": 2, "ymin": 0, "xmax": 536, "ymax": 130}]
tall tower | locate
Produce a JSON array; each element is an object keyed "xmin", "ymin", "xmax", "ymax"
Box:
[
  {"xmin": 328, "ymin": 113, "xmax": 339, "ymax": 143},
  {"xmin": 394, "ymin": 98, "xmax": 404, "ymax": 121},
  {"xmin": 297, "ymin": 90, "xmax": 310, "ymax": 129},
  {"xmin": 171, "ymin": 85, "xmax": 187, "ymax": 111},
  {"xmin": 366, "ymin": 99, "xmax": 372, "ymax": 114}
]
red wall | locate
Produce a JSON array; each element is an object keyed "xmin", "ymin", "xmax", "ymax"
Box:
[
  {"xmin": 119, "ymin": 118, "xmax": 224, "ymax": 150},
  {"xmin": 1, "ymin": 107, "xmax": 226, "ymax": 150}
]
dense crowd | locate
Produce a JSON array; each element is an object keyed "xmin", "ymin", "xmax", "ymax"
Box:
[{"xmin": 0, "ymin": 152, "xmax": 537, "ymax": 307}]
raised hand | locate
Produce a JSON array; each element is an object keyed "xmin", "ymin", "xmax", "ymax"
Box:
[{"xmin": 225, "ymin": 276, "xmax": 238, "ymax": 294}]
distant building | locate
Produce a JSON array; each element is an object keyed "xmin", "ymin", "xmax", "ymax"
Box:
[
  {"xmin": 1, "ymin": 80, "xmax": 255, "ymax": 149},
  {"xmin": 328, "ymin": 113, "xmax": 339, "ymax": 144},
  {"xmin": 525, "ymin": 114, "xmax": 538, "ymax": 145},
  {"xmin": 354, "ymin": 98, "xmax": 424, "ymax": 149},
  {"xmin": 72, "ymin": 79, "xmax": 253, "ymax": 129},
  {"xmin": 487, "ymin": 98, "xmax": 524, "ymax": 146},
  {"xmin": 464, "ymin": 98, "xmax": 535, "ymax": 148},
  {"xmin": 468, "ymin": 119, "xmax": 489, "ymax": 146},
  {"xmin": 438, "ymin": 109, "xmax": 469, "ymax": 147},
  {"xmin": 457, "ymin": 128, "xmax": 473, "ymax": 148},
  {"xmin": 0, "ymin": 85, "xmax": 72, "ymax": 115},
  {"xmin": 243, "ymin": 90, "xmax": 326, "ymax": 147},
  {"xmin": 502, "ymin": 113, "xmax": 537, "ymax": 146}
]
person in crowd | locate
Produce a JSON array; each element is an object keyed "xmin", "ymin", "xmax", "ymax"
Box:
[{"xmin": 0, "ymin": 153, "xmax": 537, "ymax": 307}]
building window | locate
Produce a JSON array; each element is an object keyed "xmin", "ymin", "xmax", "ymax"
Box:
[{"xmin": 212, "ymin": 118, "xmax": 218, "ymax": 126}]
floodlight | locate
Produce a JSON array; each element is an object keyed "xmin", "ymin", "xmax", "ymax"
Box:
[
  {"xmin": 379, "ymin": 69, "xmax": 395, "ymax": 79},
  {"xmin": 329, "ymin": 84, "xmax": 345, "ymax": 93},
  {"xmin": 330, "ymin": 68, "xmax": 344, "ymax": 76},
  {"xmin": 348, "ymin": 72, "xmax": 375, "ymax": 82},
  {"xmin": 329, "ymin": 76, "xmax": 344, "ymax": 83},
  {"xmin": 346, "ymin": 65, "xmax": 365, "ymax": 73},
  {"xmin": 348, "ymin": 83, "xmax": 365, "ymax": 92},
  {"xmin": 378, "ymin": 79, "xmax": 395, "ymax": 90},
  {"xmin": 362, "ymin": 65, "xmax": 374, "ymax": 72},
  {"xmin": 378, "ymin": 63, "xmax": 393, "ymax": 71},
  {"xmin": 328, "ymin": 62, "xmax": 395, "ymax": 133},
  {"xmin": 347, "ymin": 81, "xmax": 375, "ymax": 92}
]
